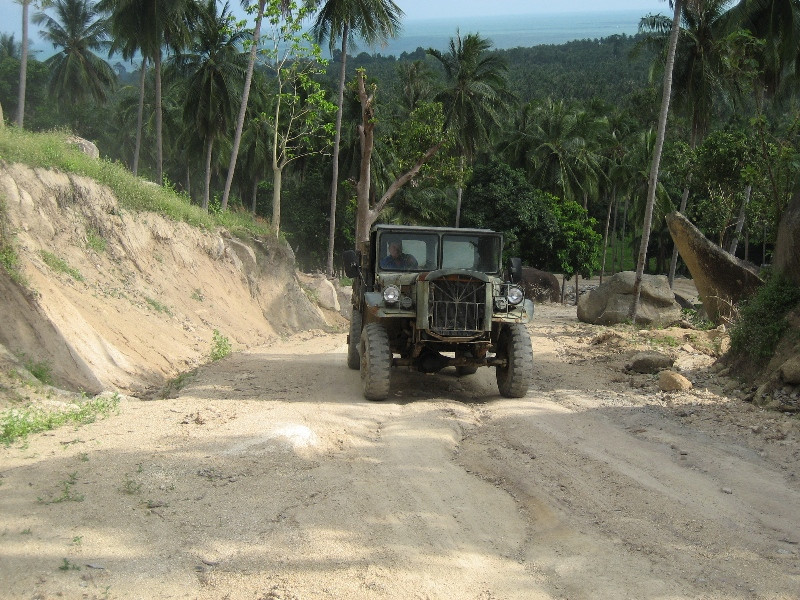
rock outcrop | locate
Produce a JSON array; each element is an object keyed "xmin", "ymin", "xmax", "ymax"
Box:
[
  {"xmin": 666, "ymin": 211, "xmax": 763, "ymax": 324},
  {"xmin": 0, "ymin": 163, "xmax": 326, "ymax": 396},
  {"xmin": 577, "ymin": 271, "xmax": 682, "ymax": 326},
  {"xmin": 520, "ymin": 267, "xmax": 560, "ymax": 303},
  {"xmin": 774, "ymin": 190, "xmax": 800, "ymax": 286}
]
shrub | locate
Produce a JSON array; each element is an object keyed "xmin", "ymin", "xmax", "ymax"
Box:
[{"xmin": 729, "ymin": 273, "xmax": 800, "ymax": 362}]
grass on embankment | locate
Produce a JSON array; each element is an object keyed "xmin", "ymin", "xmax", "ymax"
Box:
[{"xmin": 0, "ymin": 127, "xmax": 272, "ymax": 238}]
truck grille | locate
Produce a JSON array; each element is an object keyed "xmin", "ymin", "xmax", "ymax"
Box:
[{"xmin": 429, "ymin": 276, "xmax": 486, "ymax": 336}]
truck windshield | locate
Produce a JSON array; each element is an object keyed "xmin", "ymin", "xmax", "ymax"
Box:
[
  {"xmin": 378, "ymin": 234, "xmax": 439, "ymax": 271},
  {"xmin": 441, "ymin": 234, "xmax": 501, "ymax": 272}
]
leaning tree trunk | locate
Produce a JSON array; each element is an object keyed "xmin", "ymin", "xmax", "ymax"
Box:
[
  {"xmin": 221, "ymin": 0, "xmax": 266, "ymax": 212},
  {"xmin": 133, "ymin": 57, "xmax": 147, "ymax": 176},
  {"xmin": 630, "ymin": 0, "xmax": 681, "ymax": 323},
  {"xmin": 668, "ymin": 183, "xmax": 690, "ymax": 287},
  {"xmin": 16, "ymin": 0, "xmax": 29, "ymax": 128},
  {"xmin": 326, "ymin": 27, "xmax": 349, "ymax": 276}
]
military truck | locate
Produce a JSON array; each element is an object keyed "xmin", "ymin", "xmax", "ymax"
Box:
[{"xmin": 343, "ymin": 224, "xmax": 534, "ymax": 401}]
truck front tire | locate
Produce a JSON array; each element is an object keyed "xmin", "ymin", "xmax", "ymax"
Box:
[
  {"xmin": 360, "ymin": 323, "xmax": 391, "ymax": 401},
  {"xmin": 495, "ymin": 324, "xmax": 533, "ymax": 398},
  {"xmin": 347, "ymin": 310, "xmax": 362, "ymax": 370}
]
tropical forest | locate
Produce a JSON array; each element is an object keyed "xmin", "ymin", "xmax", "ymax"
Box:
[{"xmin": 0, "ymin": 0, "xmax": 798, "ymax": 283}]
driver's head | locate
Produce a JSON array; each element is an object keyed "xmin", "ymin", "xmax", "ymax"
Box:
[{"xmin": 388, "ymin": 242, "xmax": 401, "ymax": 257}]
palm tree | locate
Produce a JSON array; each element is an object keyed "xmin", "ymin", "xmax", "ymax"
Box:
[
  {"xmin": 312, "ymin": 0, "xmax": 403, "ymax": 274},
  {"xmin": 171, "ymin": 0, "xmax": 247, "ymax": 211},
  {"xmin": 97, "ymin": 0, "xmax": 198, "ymax": 184},
  {"xmin": 98, "ymin": 0, "xmax": 150, "ymax": 175},
  {"xmin": 33, "ymin": 0, "xmax": 115, "ymax": 110},
  {"xmin": 510, "ymin": 98, "xmax": 605, "ymax": 207},
  {"xmin": 630, "ymin": 0, "xmax": 685, "ymax": 323},
  {"xmin": 429, "ymin": 31, "xmax": 513, "ymax": 227},
  {"xmin": 720, "ymin": 0, "xmax": 800, "ymax": 101},
  {"xmin": 0, "ymin": 34, "xmax": 21, "ymax": 60},
  {"xmin": 14, "ymin": 0, "xmax": 34, "ymax": 127},
  {"xmin": 639, "ymin": 0, "xmax": 729, "ymax": 285}
]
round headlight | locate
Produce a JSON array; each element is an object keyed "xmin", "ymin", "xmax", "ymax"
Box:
[
  {"xmin": 507, "ymin": 285, "xmax": 524, "ymax": 306},
  {"xmin": 383, "ymin": 285, "xmax": 400, "ymax": 305},
  {"xmin": 494, "ymin": 296, "xmax": 508, "ymax": 311}
]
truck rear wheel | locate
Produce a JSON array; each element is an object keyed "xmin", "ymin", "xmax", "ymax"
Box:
[
  {"xmin": 495, "ymin": 324, "xmax": 533, "ymax": 398},
  {"xmin": 360, "ymin": 323, "xmax": 391, "ymax": 401},
  {"xmin": 347, "ymin": 310, "xmax": 362, "ymax": 370}
]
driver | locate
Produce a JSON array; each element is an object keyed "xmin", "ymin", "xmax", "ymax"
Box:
[{"xmin": 380, "ymin": 241, "xmax": 418, "ymax": 270}]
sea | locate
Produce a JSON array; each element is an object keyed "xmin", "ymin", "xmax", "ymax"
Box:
[
  {"xmin": 5, "ymin": 8, "xmax": 666, "ymax": 60},
  {"xmin": 349, "ymin": 10, "xmax": 666, "ymax": 58}
]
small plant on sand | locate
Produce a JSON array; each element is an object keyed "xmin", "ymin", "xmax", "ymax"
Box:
[
  {"xmin": 39, "ymin": 250, "xmax": 84, "ymax": 282},
  {"xmin": 1, "ymin": 393, "xmax": 120, "ymax": 445},
  {"xmin": 210, "ymin": 330, "xmax": 232, "ymax": 361},
  {"xmin": 86, "ymin": 228, "xmax": 107, "ymax": 253},
  {"xmin": 58, "ymin": 558, "xmax": 80, "ymax": 571},
  {"xmin": 145, "ymin": 296, "xmax": 172, "ymax": 316},
  {"xmin": 39, "ymin": 472, "xmax": 84, "ymax": 504}
]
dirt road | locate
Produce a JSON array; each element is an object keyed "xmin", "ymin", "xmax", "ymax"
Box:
[{"xmin": 2, "ymin": 304, "xmax": 799, "ymax": 599}]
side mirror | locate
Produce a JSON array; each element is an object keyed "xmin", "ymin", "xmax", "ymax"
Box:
[
  {"xmin": 342, "ymin": 250, "xmax": 359, "ymax": 279},
  {"xmin": 507, "ymin": 257, "xmax": 523, "ymax": 283}
]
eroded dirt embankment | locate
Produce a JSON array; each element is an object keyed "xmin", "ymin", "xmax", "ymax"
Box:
[{"xmin": 0, "ymin": 163, "xmax": 326, "ymax": 397}]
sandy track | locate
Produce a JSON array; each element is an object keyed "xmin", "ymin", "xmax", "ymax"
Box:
[{"xmin": 1, "ymin": 305, "xmax": 799, "ymax": 599}]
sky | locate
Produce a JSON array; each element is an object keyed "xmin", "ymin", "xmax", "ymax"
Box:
[{"xmin": 0, "ymin": 0, "xmax": 670, "ymax": 52}]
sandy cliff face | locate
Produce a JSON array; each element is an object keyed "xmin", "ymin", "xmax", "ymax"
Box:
[{"xmin": 0, "ymin": 163, "xmax": 326, "ymax": 396}]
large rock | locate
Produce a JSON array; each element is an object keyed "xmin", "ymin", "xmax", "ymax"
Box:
[
  {"xmin": 66, "ymin": 135, "xmax": 99, "ymax": 159},
  {"xmin": 577, "ymin": 271, "xmax": 682, "ymax": 326},
  {"xmin": 666, "ymin": 211, "xmax": 763, "ymax": 324},
  {"xmin": 520, "ymin": 267, "xmax": 560, "ymax": 302},
  {"xmin": 297, "ymin": 272, "xmax": 340, "ymax": 312},
  {"xmin": 626, "ymin": 351, "xmax": 675, "ymax": 374},
  {"xmin": 774, "ymin": 189, "xmax": 800, "ymax": 286}
]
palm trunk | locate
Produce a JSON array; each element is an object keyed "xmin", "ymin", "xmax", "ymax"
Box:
[
  {"xmin": 630, "ymin": 0, "xmax": 681, "ymax": 323},
  {"xmin": 251, "ymin": 179, "xmax": 258, "ymax": 214},
  {"xmin": 155, "ymin": 49, "xmax": 163, "ymax": 185},
  {"xmin": 133, "ymin": 57, "xmax": 147, "ymax": 176},
  {"xmin": 202, "ymin": 139, "xmax": 213, "ymax": 211},
  {"xmin": 326, "ymin": 26, "xmax": 349, "ymax": 276},
  {"xmin": 16, "ymin": 0, "xmax": 29, "ymax": 128},
  {"xmin": 728, "ymin": 184, "xmax": 752, "ymax": 256},
  {"xmin": 455, "ymin": 156, "xmax": 465, "ymax": 227},
  {"xmin": 600, "ymin": 190, "xmax": 615, "ymax": 284},
  {"xmin": 222, "ymin": 1, "xmax": 266, "ymax": 212}
]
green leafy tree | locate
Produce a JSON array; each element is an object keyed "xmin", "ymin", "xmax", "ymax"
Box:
[
  {"xmin": 552, "ymin": 199, "xmax": 602, "ymax": 304},
  {"xmin": 261, "ymin": 0, "xmax": 337, "ymax": 236},
  {"xmin": 311, "ymin": 0, "xmax": 403, "ymax": 274},
  {"xmin": 428, "ymin": 31, "xmax": 514, "ymax": 226},
  {"xmin": 461, "ymin": 159, "xmax": 560, "ymax": 268}
]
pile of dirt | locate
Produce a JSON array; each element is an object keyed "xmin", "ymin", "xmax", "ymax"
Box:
[{"xmin": 0, "ymin": 163, "xmax": 329, "ymax": 401}]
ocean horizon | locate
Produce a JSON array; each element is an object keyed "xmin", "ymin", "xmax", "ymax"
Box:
[
  {"xmin": 11, "ymin": 9, "xmax": 666, "ymax": 62},
  {"xmin": 344, "ymin": 10, "xmax": 665, "ymax": 58}
]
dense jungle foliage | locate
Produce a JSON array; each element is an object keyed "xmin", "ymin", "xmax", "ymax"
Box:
[{"xmin": 1, "ymin": 0, "xmax": 799, "ymax": 277}]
